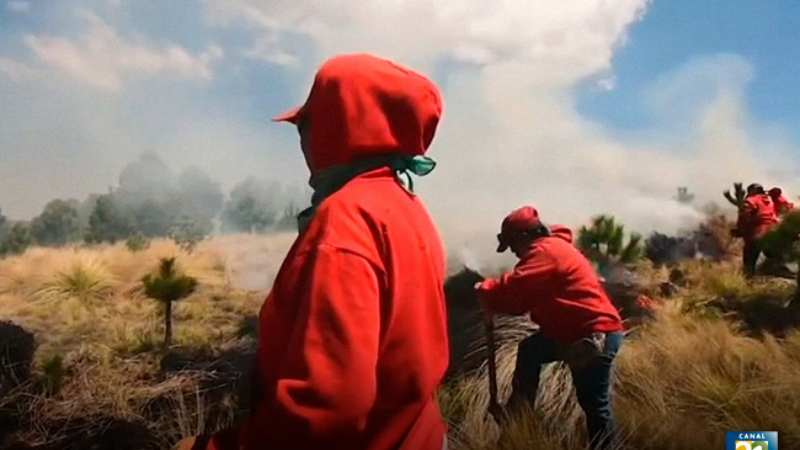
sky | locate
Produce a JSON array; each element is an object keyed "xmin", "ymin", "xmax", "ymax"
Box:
[{"xmin": 1, "ymin": 0, "xmax": 799, "ymax": 258}]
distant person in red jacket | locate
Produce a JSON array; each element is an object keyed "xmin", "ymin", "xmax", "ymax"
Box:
[
  {"xmin": 476, "ymin": 206, "xmax": 624, "ymax": 450},
  {"xmin": 738, "ymin": 183, "xmax": 779, "ymax": 276},
  {"xmin": 768, "ymin": 187, "xmax": 794, "ymax": 216},
  {"xmin": 188, "ymin": 54, "xmax": 449, "ymax": 450}
]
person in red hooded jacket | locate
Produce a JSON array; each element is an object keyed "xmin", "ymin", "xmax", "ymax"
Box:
[
  {"xmin": 476, "ymin": 206, "xmax": 624, "ymax": 450},
  {"xmin": 181, "ymin": 54, "xmax": 450, "ymax": 450},
  {"xmin": 737, "ymin": 183, "xmax": 779, "ymax": 277},
  {"xmin": 768, "ymin": 187, "xmax": 794, "ymax": 217}
]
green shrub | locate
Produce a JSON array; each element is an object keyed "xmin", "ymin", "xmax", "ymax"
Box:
[
  {"xmin": 125, "ymin": 233, "xmax": 151, "ymax": 252},
  {"xmin": 1, "ymin": 223, "xmax": 33, "ymax": 256},
  {"xmin": 169, "ymin": 218, "xmax": 208, "ymax": 253}
]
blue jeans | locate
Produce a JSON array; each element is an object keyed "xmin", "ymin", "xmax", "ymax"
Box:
[{"xmin": 507, "ymin": 332, "xmax": 624, "ymax": 449}]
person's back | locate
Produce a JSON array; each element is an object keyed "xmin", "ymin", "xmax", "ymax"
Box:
[
  {"xmin": 483, "ymin": 224, "xmax": 622, "ymax": 344},
  {"xmin": 737, "ymin": 185, "xmax": 780, "ymax": 276},
  {"xmin": 740, "ymin": 193, "xmax": 778, "ymax": 239},
  {"xmin": 248, "ymin": 167, "xmax": 448, "ymax": 450},
  {"xmin": 529, "ymin": 227, "xmax": 621, "ymax": 343}
]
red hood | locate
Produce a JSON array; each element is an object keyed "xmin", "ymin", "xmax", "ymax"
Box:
[
  {"xmin": 290, "ymin": 54, "xmax": 443, "ymax": 174},
  {"xmin": 548, "ymin": 224, "xmax": 574, "ymax": 243},
  {"xmin": 520, "ymin": 224, "xmax": 573, "ymax": 257}
]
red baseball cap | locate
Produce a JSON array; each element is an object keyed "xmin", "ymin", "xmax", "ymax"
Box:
[{"xmin": 497, "ymin": 206, "xmax": 543, "ymax": 252}]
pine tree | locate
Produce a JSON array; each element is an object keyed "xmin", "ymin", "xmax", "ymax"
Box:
[
  {"xmin": 0, "ymin": 223, "xmax": 33, "ymax": 256},
  {"xmin": 577, "ymin": 215, "xmax": 643, "ymax": 269},
  {"xmin": 85, "ymin": 194, "xmax": 134, "ymax": 244},
  {"xmin": 142, "ymin": 258, "xmax": 197, "ymax": 348},
  {"xmin": 276, "ymin": 202, "xmax": 302, "ymax": 230},
  {"xmin": 222, "ymin": 178, "xmax": 279, "ymax": 233},
  {"xmin": 30, "ymin": 199, "xmax": 81, "ymax": 246}
]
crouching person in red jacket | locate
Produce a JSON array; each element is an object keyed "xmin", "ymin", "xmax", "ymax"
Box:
[
  {"xmin": 183, "ymin": 54, "xmax": 450, "ymax": 450},
  {"xmin": 476, "ymin": 206, "xmax": 624, "ymax": 450}
]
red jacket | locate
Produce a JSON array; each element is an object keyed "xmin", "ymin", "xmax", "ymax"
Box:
[
  {"xmin": 477, "ymin": 226, "xmax": 623, "ymax": 344},
  {"xmin": 769, "ymin": 191, "xmax": 794, "ymax": 216},
  {"xmin": 207, "ymin": 54, "xmax": 449, "ymax": 450},
  {"xmin": 240, "ymin": 168, "xmax": 449, "ymax": 450},
  {"xmin": 738, "ymin": 194, "xmax": 779, "ymax": 241}
]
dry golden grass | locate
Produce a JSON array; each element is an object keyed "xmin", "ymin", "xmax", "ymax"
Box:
[
  {"xmin": 3, "ymin": 355, "xmax": 224, "ymax": 448},
  {"xmin": 0, "ymin": 234, "xmax": 297, "ymax": 449},
  {"xmin": 615, "ymin": 302, "xmax": 800, "ymax": 448},
  {"xmin": 444, "ymin": 295, "xmax": 800, "ymax": 450},
  {"xmin": 2, "ymin": 235, "xmax": 800, "ymax": 449},
  {"xmin": 0, "ymin": 234, "xmax": 295, "ymax": 361}
]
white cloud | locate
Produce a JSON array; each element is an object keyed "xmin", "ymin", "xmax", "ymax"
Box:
[
  {"xmin": 206, "ymin": 0, "xmax": 647, "ymax": 84},
  {"xmin": 243, "ymin": 35, "xmax": 299, "ymax": 66},
  {"xmin": 0, "ymin": 57, "xmax": 40, "ymax": 81},
  {"xmin": 597, "ymin": 76, "xmax": 616, "ymax": 91},
  {"xmin": 644, "ymin": 53, "xmax": 754, "ymax": 121},
  {"xmin": 7, "ymin": 1, "xmax": 30, "ymax": 13},
  {"xmin": 24, "ymin": 11, "xmax": 224, "ymax": 91},
  {"xmin": 203, "ymin": 1, "xmax": 299, "ymax": 66}
]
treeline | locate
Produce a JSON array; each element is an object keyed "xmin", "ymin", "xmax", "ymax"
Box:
[{"xmin": 0, "ymin": 153, "xmax": 307, "ymax": 256}]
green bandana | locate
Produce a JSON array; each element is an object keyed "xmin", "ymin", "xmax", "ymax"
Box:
[
  {"xmin": 389, "ymin": 155, "xmax": 436, "ymax": 192},
  {"xmin": 297, "ymin": 154, "xmax": 436, "ymax": 232}
]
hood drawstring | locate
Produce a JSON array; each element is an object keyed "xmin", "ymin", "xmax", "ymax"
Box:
[{"xmin": 297, "ymin": 154, "xmax": 436, "ymax": 232}]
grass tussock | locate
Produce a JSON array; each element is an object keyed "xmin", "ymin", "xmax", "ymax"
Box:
[
  {"xmin": 680, "ymin": 260, "xmax": 791, "ymax": 301},
  {"xmin": 34, "ymin": 257, "xmax": 116, "ymax": 304}
]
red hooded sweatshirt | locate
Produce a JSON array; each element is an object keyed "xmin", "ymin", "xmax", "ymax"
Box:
[
  {"xmin": 204, "ymin": 54, "xmax": 449, "ymax": 450},
  {"xmin": 477, "ymin": 226, "xmax": 623, "ymax": 344},
  {"xmin": 738, "ymin": 194, "xmax": 779, "ymax": 241},
  {"xmin": 768, "ymin": 188, "xmax": 794, "ymax": 216}
]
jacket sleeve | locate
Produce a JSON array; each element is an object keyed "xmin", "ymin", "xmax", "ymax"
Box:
[
  {"xmin": 477, "ymin": 248, "xmax": 557, "ymax": 315},
  {"xmin": 258, "ymin": 243, "xmax": 383, "ymax": 447}
]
